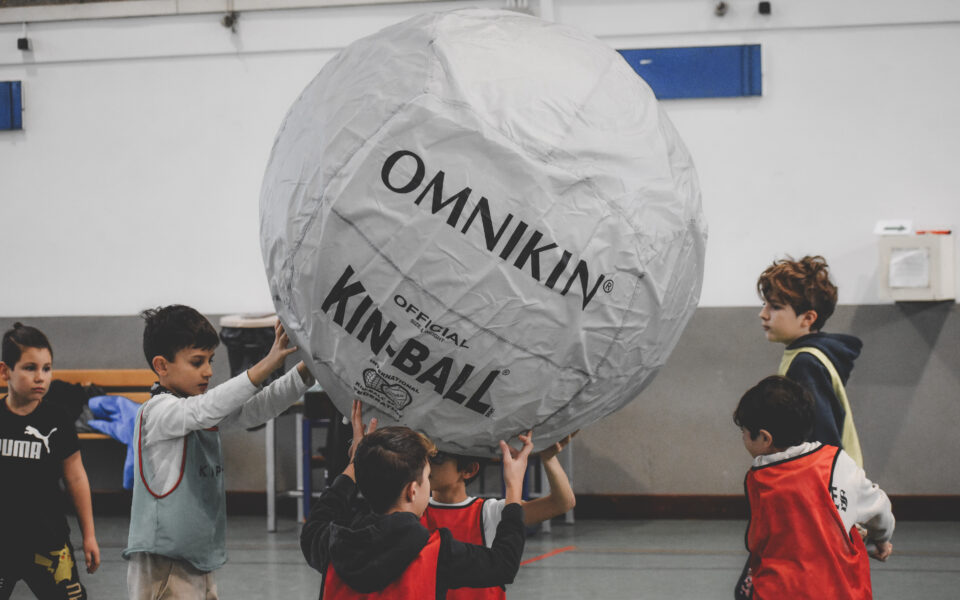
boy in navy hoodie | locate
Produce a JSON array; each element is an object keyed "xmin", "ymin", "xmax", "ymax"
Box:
[{"xmin": 757, "ymin": 255, "xmax": 864, "ymax": 467}]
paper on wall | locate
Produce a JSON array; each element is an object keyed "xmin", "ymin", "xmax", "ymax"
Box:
[{"xmin": 889, "ymin": 248, "xmax": 930, "ymax": 289}]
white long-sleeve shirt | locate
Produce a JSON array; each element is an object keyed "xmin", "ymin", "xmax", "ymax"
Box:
[
  {"xmin": 752, "ymin": 441, "xmax": 895, "ymax": 543},
  {"xmin": 139, "ymin": 368, "xmax": 309, "ymax": 494}
]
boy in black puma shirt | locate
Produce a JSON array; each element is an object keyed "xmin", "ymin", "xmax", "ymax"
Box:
[{"xmin": 0, "ymin": 323, "xmax": 99, "ymax": 599}]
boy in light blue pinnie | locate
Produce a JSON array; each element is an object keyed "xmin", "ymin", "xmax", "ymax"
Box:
[{"xmin": 123, "ymin": 305, "xmax": 313, "ymax": 599}]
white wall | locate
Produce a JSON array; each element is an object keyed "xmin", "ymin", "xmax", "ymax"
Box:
[{"xmin": 1, "ymin": 0, "xmax": 958, "ymax": 317}]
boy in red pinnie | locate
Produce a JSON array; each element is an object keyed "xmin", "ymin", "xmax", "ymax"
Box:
[
  {"xmin": 420, "ymin": 435, "xmax": 575, "ymax": 600},
  {"xmin": 734, "ymin": 376, "xmax": 893, "ymax": 599}
]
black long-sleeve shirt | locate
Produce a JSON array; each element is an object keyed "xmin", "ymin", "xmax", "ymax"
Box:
[{"xmin": 301, "ymin": 474, "xmax": 525, "ymax": 599}]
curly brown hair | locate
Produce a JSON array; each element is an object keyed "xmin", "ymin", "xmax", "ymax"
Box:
[{"xmin": 757, "ymin": 255, "xmax": 837, "ymax": 331}]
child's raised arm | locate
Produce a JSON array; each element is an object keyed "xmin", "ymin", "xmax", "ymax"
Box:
[
  {"xmin": 521, "ymin": 431, "xmax": 577, "ymax": 525},
  {"xmin": 301, "ymin": 399, "xmax": 376, "ymax": 573},
  {"xmin": 246, "ymin": 321, "xmax": 301, "ymax": 386},
  {"xmin": 499, "ymin": 431, "xmax": 534, "ymax": 505},
  {"xmin": 343, "ymin": 399, "xmax": 378, "ymax": 482}
]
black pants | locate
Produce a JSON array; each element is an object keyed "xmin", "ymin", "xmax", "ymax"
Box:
[
  {"xmin": 0, "ymin": 540, "xmax": 86, "ymax": 600},
  {"xmin": 734, "ymin": 558, "xmax": 752, "ymax": 600}
]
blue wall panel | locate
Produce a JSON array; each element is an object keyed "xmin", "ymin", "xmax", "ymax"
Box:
[
  {"xmin": 1, "ymin": 81, "xmax": 23, "ymax": 130},
  {"xmin": 618, "ymin": 45, "xmax": 762, "ymax": 100}
]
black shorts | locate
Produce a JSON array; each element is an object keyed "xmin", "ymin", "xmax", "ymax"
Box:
[{"xmin": 0, "ymin": 539, "xmax": 86, "ymax": 600}]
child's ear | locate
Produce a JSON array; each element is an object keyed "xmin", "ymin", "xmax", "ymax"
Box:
[
  {"xmin": 404, "ymin": 479, "xmax": 419, "ymax": 503},
  {"xmin": 799, "ymin": 309, "xmax": 818, "ymax": 331},
  {"xmin": 757, "ymin": 429, "xmax": 775, "ymax": 449},
  {"xmin": 151, "ymin": 355, "xmax": 168, "ymax": 376},
  {"xmin": 0, "ymin": 361, "xmax": 9, "ymax": 381},
  {"xmin": 461, "ymin": 462, "xmax": 480, "ymax": 481}
]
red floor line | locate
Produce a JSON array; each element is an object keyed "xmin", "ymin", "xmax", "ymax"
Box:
[{"xmin": 520, "ymin": 545, "xmax": 577, "ymax": 566}]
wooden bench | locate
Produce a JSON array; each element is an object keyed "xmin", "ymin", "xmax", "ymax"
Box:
[{"xmin": 1, "ymin": 368, "xmax": 155, "ymax": 439}]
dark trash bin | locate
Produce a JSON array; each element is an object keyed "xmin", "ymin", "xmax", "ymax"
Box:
[
  {"xmin": 219, "ymin": 313, "xmax": 282, "ymax": 381},
  {"xmin": 219, "ymin": 314, "xmax": 282, "ymax": 430}
]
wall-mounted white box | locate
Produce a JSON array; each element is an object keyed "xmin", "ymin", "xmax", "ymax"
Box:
[{"xmin": 878, "ymin": 234, "xmax": 955, "ymax": 301}]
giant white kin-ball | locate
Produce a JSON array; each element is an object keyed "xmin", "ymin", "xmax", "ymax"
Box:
[{"xmin": 260, "ymin": 8, "xmax": 706, "ymax": 455}]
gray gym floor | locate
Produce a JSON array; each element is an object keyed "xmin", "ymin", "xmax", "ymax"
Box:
[{"xmin": 11, "ymin": 516, "xmax": 960, "ymax": 599}]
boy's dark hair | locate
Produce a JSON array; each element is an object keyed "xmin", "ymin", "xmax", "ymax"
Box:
[
  {"xmin": 734, "ymin": 375, "xmax": 814, "ymax": 449},
  {"xmin": 354, "ymin": 427, "xmax": 436, "ymax": 514},
  {"xmin": 2, "ymin": 322, "xmax": 53, "ymax": 367},
  {"xmin": 141, "ymin": 305, "xmax": 219, "ymax": 370},
  {"xmin": 757, "ymin": 255, "xmax": 837, "ymax": 331},
  {"xmin": 430, "ymin": 452, "xmax": 486, "ymax": 485}
]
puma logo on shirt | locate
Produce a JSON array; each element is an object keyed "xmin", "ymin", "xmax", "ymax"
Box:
[
  {"xmin": 0, "ymin": 426, "xmax": 57, "ymax": 459},
  {"xmin": 24, "ymin": 425, "xmax": 57, "ymax": 453}
]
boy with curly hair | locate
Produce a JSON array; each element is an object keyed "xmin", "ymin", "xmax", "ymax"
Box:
[{"xmin": 757, "ymin": 255, "xmax": 864, "ymax": 467}]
